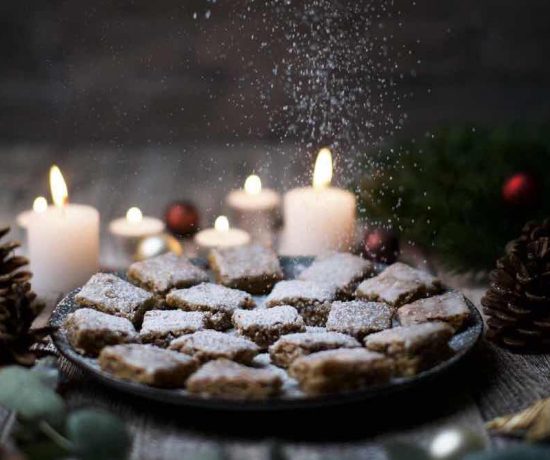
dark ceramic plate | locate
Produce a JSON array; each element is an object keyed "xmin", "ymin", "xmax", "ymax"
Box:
[{"xmin": 49, "ymin": 257, "xmax": 483, "ymax": 411}]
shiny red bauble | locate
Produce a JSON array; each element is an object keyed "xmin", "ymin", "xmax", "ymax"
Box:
[
  {"xmin": 501, "ymin": 172, "xmax": 539, "ymax": 207},
  {"xmin": 164, "ymin": 201, "xmax": 200, "ymax": 237},
  {"xmin": 363, "ymin": 227, "xmax": 400, "ymax": 264}
]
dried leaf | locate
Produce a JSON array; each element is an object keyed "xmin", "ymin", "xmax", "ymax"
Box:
[
  {"xmin": 527, "ymin": 401, "xmax": 550, "ymax": 441},
  {"xmin": 486, "ymin": 398, "xmax": 550, "ymax": 438}
]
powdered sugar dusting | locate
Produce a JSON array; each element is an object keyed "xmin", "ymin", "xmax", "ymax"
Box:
[
  {"xmin": 75, "ymin": 273, "xmax": 154, "ymax": 317},
  {"xmin": 298, "ymin": 253, "xmax": 373, "ymax": 291},
  {"xmin": 272, "ymin": 331, "xmax": 360, "ymax": 348},
  {"xmin": 211, "ymin": 245, "xmax": 282, "ymax": 279},
  {"xmin": 326, "ymin": 300, "xmax": 393, "ymax": 338},
  {"xmin": 233, "ymin": 305, "xmax": 303, "ymax": 328},
  {"xmin": 365, "ymin": 322, "xmax": 453, "ymax": 352},
  {"xmin": 140, "ymin": 310, "xmax": 207, "ymax": 335},
  {"xmin": 170, "ymin": 330, "xmax": 258, "ymax": 355},
  {"xmin": 294, "ymin": 348, "xmax": 387, "ymax": 367},
  {"xmin": 356, "ymin": 262, "xmax": 442, "ymax": 306},
  {"xmin": 128, "ymin": 253, "xmax": 208, "ymax": 292},
  {"xmin": 65, "ymin": 308, "xmax": 137, "ymax": 335},
  {"xmin": 101, "ymin": 344, "xmax": 195, "ymax": 371},
  {"xmin": 265, "ymin": 280, "xmax": 337, "ymax": 304},
  {"xmin": 188, "ymin": 359, "xmax": 281, "ymax": 384},
  {"xmin": 168, "ymin": 283, "xmax": 254, "ymax": 312}
]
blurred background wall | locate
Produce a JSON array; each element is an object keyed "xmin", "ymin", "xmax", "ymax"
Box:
[{"xmin": 1, "ymin": 0, "xmax": 549, "ymax": 147}]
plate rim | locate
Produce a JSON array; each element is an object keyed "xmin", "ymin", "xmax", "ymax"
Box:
[{"xmin": 49, "ymin": 257, "xmax": 483, "ymax": 411}]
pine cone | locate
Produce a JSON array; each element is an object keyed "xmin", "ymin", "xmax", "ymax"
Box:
[
  {"xmin": 481, "ymin": 219, "xmax": 550, "ymax": 351},
  {"xmin": 0, "ymin": 227, "xmax": 48, "ymax": 365}
]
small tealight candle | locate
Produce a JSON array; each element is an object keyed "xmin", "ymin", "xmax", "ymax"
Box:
[
  {"xmin": 16, "ymin": 196, "xmax": 49, "ymax": 229},
  {"xmin": 280, "ymin": 148, "xmax": 357, "ymax": 256},
  {"xmin": 108, "ymin": 207, "xmax": 166, "ymax": 265},
  {"xmin": 194, "ymin": 215, "xmax": 250, "ymax": 254},
  {"xmin": 109, "ymin": 207, "xmax": 165, "ymax": 238},
  {"xmin": 226, "ymin": 175, "xmax": 281, "ymax": 246},
  {"xmin": 27, "ymin": 166, "xmax": 99, "ymax": 298}
]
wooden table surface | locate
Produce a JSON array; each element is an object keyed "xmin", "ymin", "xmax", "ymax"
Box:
[{"xmin": 1, "ymin": 145, "xmax": 549, "ymax": 459}]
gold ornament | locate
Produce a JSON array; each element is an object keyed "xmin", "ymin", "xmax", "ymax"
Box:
[
  {"xmin": 134, "ymin": 233, "xmax": 183, "ymax": 261},
  {"xmin": 486, "ymin": 397, "xmax": 550, "ymax": 441}
]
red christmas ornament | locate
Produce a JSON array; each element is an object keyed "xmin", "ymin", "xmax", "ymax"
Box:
[
  {"xmin": 363, "ymin": 227, "xmax": 400, "ymax": 264},
  {"xmin": 164, "ymin": 201, "xmax": 200, "ymax": 237},
  {"xmin": 501, "ymin": 172, "xmax": 539, "ymax": 207}
]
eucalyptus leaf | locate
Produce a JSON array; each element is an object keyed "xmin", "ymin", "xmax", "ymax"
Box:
[
  {"xmin": 67, "ymin": 409, "xmax": 131, "ymax": 460},
  {"xmin": 0, "ymin": 367, "xmax": 65, "ymax": 426}
]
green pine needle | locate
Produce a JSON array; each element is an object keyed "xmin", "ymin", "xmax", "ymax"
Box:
[{"xmin": 357, "ymin": 124, "xmax": 550, "ymax": 272}]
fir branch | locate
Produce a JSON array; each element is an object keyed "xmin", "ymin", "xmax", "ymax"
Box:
[{"xmin": 358, "ymin": 124, "xmax": 550, "ymax": 272}]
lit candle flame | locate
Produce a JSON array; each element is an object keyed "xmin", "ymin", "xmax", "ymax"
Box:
[
  {"xmin": 126, "ymin": 207, "xmax": 143, "ymax": 224},
  {"xmin": 215, "ymin": 215, "xmax": 230, "ymax": 233},
  {"xmin": 313, "ymin": 148, "xmax": 333, "ymax": 189},
  {"xmin": 32, "ymin": 196, "xmax": 48, "ymax": 214},
  {"xmin": 49, "ymin": 165, "xmax": 69, "ymax": 209},
  {"xmin": 244, "ymin": 175, "xmax": 262, "ymax": 195}
]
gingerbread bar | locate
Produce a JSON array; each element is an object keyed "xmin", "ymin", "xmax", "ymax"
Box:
[
  {"xmin": 169, "ymin": 330, "xmax": 259, "ymax": 364},
  {"xmin": 98, "ymin": 344, "xmax": 198, "ymax": 388},
  {"xmin": 289, "ymin": 348, "xmax": 393, "ymax": 395},
  {"xmin": 64, "ymin": 308, "xmax": 138, "ymax": 356},
  {"xmin": 166, "ymin": 283, "xmax": 255, "ymax": 330},
  {"xmin": 355, "ymin": 262, "xmax": 442, "ymax": 307},
  {"xmin": 269, "ymin": 331, "xmax": 361, "ymax": 368},
  {"xmin": 139, "ymin": 310, "xmax": 208, "ymax": 347},
  {"xmin": 232, "ymin": 305, "xmax": 305, "ymax": 349},
  {"xmin": 298, "ymin": 252, "xmax": 374, "ymax": 297},
  {"xmin": 75, "ymin": 273, "xmax": 156, "ymax": 325},
  {"xmin": 326, "ymin": 300, "xmax": 393, "ymax": 340},
  {"xmin": 186, "ymin": 359, "xmax": 282, "ymax": 399},
  {"xmin": 397, "ymin": 291, "xmax": 471, "ymax": 331},
  {"xmin": 305, "ymin": 326, "xmax": 328, "ymax": 334},
  {"xmin": 365, "ymin": 322, "xmax": 454, "ymax": 376},
  {"xmin": 265, "ymin": 280, "xmax": 337, "ymax": 326},
  {"xmin": 208, "ymin": 244, "xmax": 283, "ymax": 294},
  {"xmin": 128, "ymin": 253, "xmax": 209, "ymax": 294}
]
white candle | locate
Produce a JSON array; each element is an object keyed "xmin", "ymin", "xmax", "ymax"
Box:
[
  {"xmin": 27, "ymin": 166, "xmax": 99, "ymax": 298},
  {"xmin": 226, "ymin": 175, "xmax": 281, "ymax": 246},
  {"xmin": 109, "ymin": 207, "xmax": 165, "ymax": 238},
  {"xmin": 16, "ymin": 196, "xmax": 48, "ymax": 229},
  {"xmin": 227, "ymin": 175, "xmax": 281, "ymax": 212},
  {"xmin": 194, "ymin": 215, "xmax": 250, "ymax": 252},
  {"xmin": 280, "ymin": 148, "xmax": 356, "ymax": 256}
]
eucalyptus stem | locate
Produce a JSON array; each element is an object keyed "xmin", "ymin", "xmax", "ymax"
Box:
[{"xmin": 38, "ymin": 420, "xmax": 73, "ymax": 452}]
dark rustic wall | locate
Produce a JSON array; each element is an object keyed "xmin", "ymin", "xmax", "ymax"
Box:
[{"xmin": 1, "ymin": 0, "xmax": 549, "ymax": 146}]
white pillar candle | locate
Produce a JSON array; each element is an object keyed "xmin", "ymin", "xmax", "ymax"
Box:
[
  {"xmin": 280, "ymin": 148, "xmax": 356, "ymax": 256},
  {"xmin": 194, "ymin": 215, "xmax": 250, "ymax": 253},
  {"xmin": 27, "ymin": 166, "xmax": 99, "ymax": 298},
  {"xmin": 226, "ymin": 175, "xmax": 281, "ymax": 246}
]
